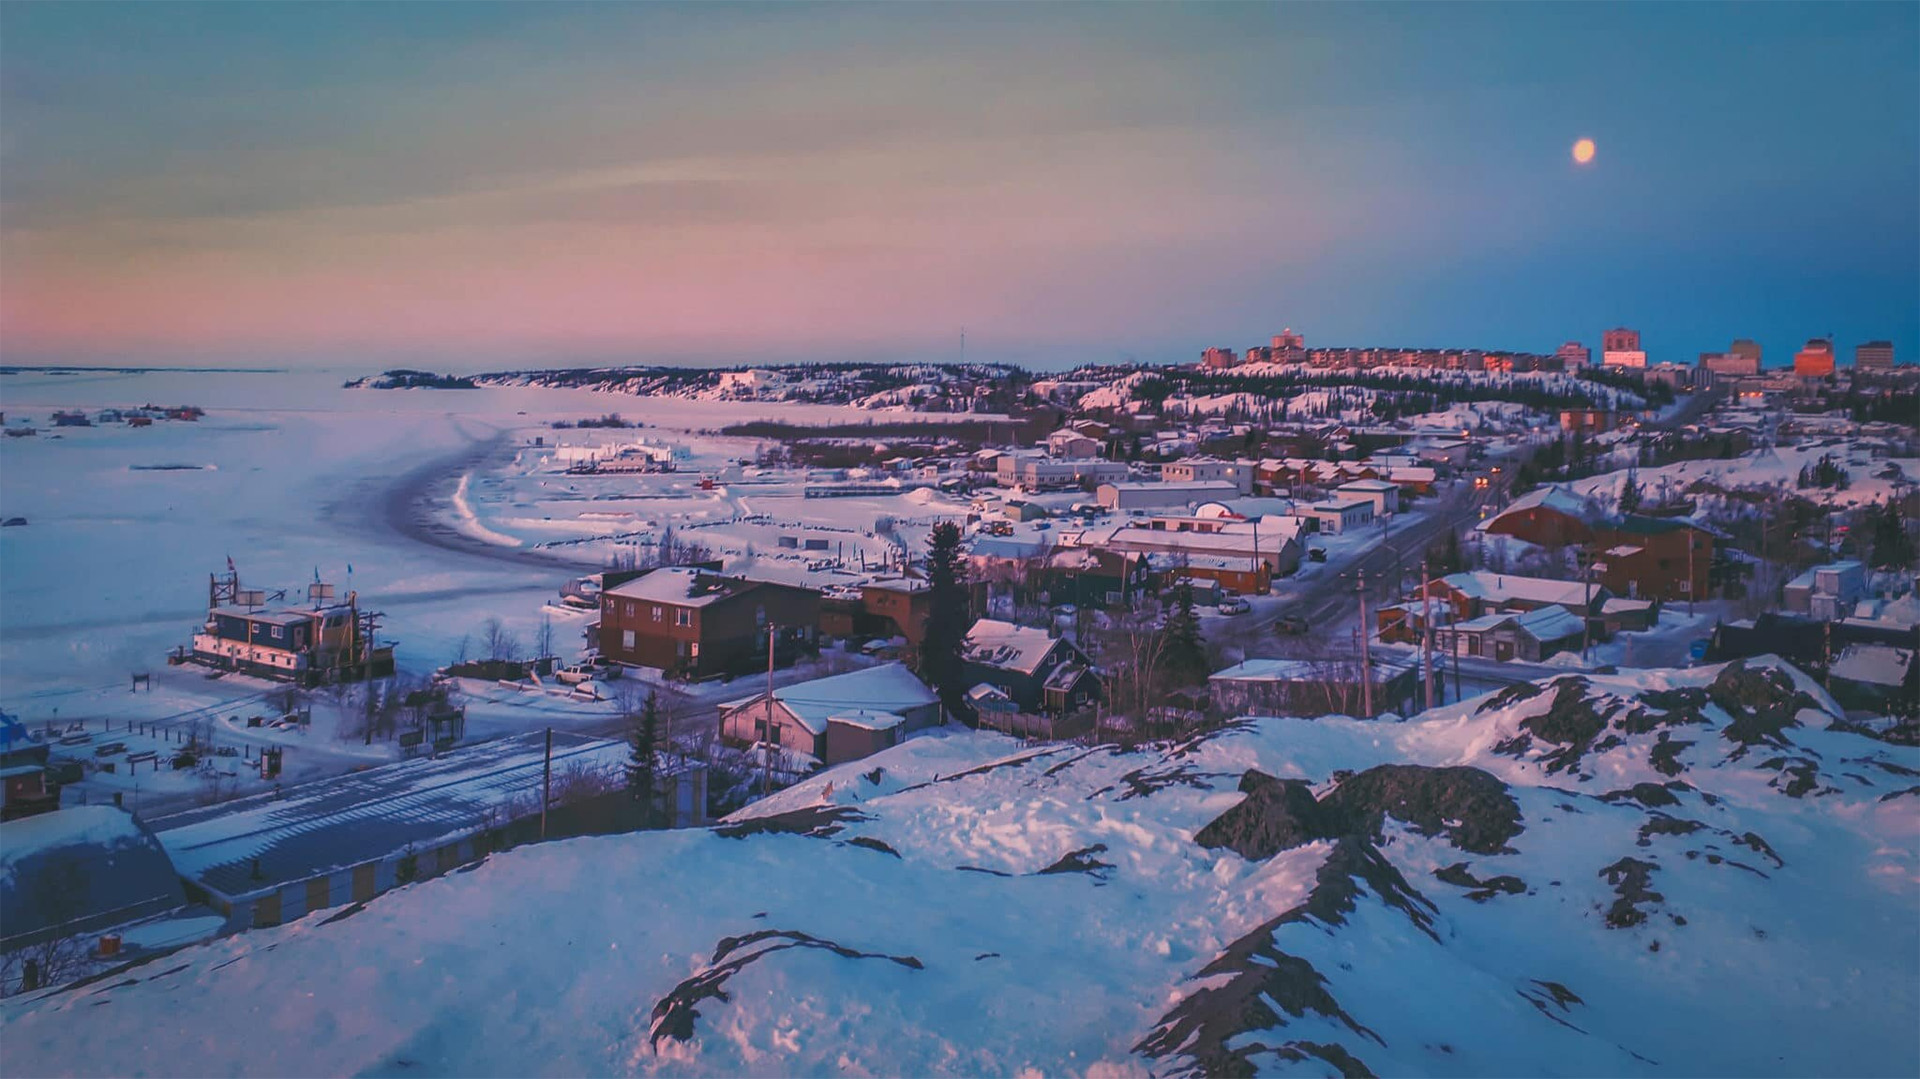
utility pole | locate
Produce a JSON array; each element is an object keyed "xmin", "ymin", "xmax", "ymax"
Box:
[
  {"xmin": 540, "ymin": 726, "xmax": 552, "ymax": 841},
  {"xmin": 763, "ymin": 622, "xmax": 777, "ymax": 800},
  {"xmin": 1357, "ymin": 571, "xmax": 1373, "ymax": 718},
  {"xmin": 1687, "ymin": 527, "xmax": 1697, "ymax": 616},
  {"xmin": 1580, "ymin": 553, "xmax": 1594, "ymax": 662},
  {"xmin": 1421, "ymin": 558, "xmax": 1435, "ymax": 711}
]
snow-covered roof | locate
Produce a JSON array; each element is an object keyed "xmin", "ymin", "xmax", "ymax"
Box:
[
  {"xmin": 1477, "ymin": 484, "xmax": 1600, "ymax": 531},
  {"xmin": 963, "ymin": 619, "xmax": 1060, "ymax": 676},
  {"xmin": 149, "ymin": 732, "xmax": 632, "ymax": 900},
  {"xmin": 826, "ymin": 710, "xmax": 907, "ymax": 732},
  {"xmin": 1603, "ymin": 598, "xmax": 1655, "ymax": 613},
  {"xmin": 1, "ymin": 807, "xmax": 186, "ymax": 949},
  {"xmin": 1336, "ymin": 479, "xmax": 1399, "ymax": 493},
  {"xmin": 1830, "ymin": 644, "xmax": 1913, "ymax": 688},
  {"xmin": 1440, "ymin": 571, "xmax": 1591, "ymax": 608},
  {"xmin": 1512, "ymin": 605, "xmax": 1586, "ymax": 641},
  {"xmin": 604, "ymin": 567, "xmax": 745, "ymax": 607},
  {"xmin": 732, "ymin": 662, "xmax": 938, "ymax": 736}
]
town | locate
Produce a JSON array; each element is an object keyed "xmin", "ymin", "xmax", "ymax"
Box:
[{"xmin": 2, "ymin": 331, "xmax": 1914, "ymax": 1016}]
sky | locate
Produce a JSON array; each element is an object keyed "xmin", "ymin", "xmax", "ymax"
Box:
[{"xmin": 2, "ymin": 3, "xmax": 1915, "ymax": 371}]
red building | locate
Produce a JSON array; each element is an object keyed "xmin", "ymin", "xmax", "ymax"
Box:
[
  {"xmin": 1477, "ymin": 485, "xmax": 1604, "ymax": 548},
  {"xmin": 1591, "ymin": 517, "xmax": 1713, "ymax": 602},
  {"xmin": 599, "ymin": 567, "xmax": 820, "ymax": 679},
  {"xmin": 1794, "ymin": 339, "xmax": 1836, "ymax": 379}
]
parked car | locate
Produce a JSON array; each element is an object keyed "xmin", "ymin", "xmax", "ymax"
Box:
[
  {"xmin": 555, "ymin": 663, "xmax": 597, "ymax": 685},
  {"xmin": 1307, "ymin": 547, "xmax": 1328, "ymax": 563},
  {"xmin": 1275, "ymin": 614, "xmax": 1310, "ymax": 635},
  {"xmin": 1216, "ymin": 597, "xmax": 1250, "ymax": 615}
]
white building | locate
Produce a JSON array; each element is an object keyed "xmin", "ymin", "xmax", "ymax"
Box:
[
  {"xmin": 1096, "ymin": 480, "xmax": 1242, "ymax": 511},
  {"xmin": 1160, "ymin": 459, "xmax": 1254, "ymax": 494},
  {"xmin": 1298, "ymin": 499, "xmax": 1374, "ymax": 534},
  {"xmin": 1334, "ymin": 478, "xmax": 1400, "ymax": 517}
]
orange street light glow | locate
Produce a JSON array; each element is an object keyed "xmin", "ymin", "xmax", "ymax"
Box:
[{"xmin": 1572, "ymin": 137, "xmax": 1597, "ymax": 165}]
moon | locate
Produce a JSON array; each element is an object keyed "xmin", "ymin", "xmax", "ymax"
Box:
[{"xmin": 1572, "ymin": 137, "xmax": 1596, "ymax": 165}]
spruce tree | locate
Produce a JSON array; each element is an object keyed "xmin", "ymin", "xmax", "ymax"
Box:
[
  {"xmin": 1161, "ymin": 583, "xmax": 1210, "ymax": 689},
  {"xmin": 920, "ymin": 522, "xmax": 972, "ymax": 716},
  {"xmin": 626, "ymin": 690, "xmax": 661, "ymax": 828},
  {"xmin": 1618, "ymin": 471, "xmax": 1642, "ymax": 515},
  {"xmin": 1870, "ymin": 499, "xmax": 1916, "ymax": 570}
]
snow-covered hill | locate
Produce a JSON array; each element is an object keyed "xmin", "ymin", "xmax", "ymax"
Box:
[{"xmin": 3, "ymin": 658, "xmax": 1915, "ymax": 1077}]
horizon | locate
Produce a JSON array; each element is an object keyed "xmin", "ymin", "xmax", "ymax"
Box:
[{"xmin": 2, "ymin": 3, "xmax": 1915, "ymax": 369}]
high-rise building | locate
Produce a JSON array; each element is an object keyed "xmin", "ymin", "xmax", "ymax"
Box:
[
  {"xmin": 1270, "ymin": 329, "xmax": 1306, "ymax": 363},
  {"xmin": 1556, "ymin": 341, "xmax": 1591, "ymax": 367},
  {"xmin": 1699, "ymin": 339, "xmax": 1760, "ymax": 377},
  {"xmin": 1201, "ymin": 347, "xmax": 1240, "ymax": 369},
  {"xmin": 1601, "ymin": 327, "xmax": 1646, "ymax": 368},
  {"xmin": 1793, "ymin": 339, "xmax": 1835, "ymax": 379},
  {"xmin": 1855, "ymin": 340, "xmax": 1895, "ymax": 371}
]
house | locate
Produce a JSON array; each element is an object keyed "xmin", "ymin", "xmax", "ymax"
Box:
[
  {"xmin": 1590, "ymin": 517, "xmax": 1714, "ymax": 602},
  {"xmin": 1387, "ymin": 466, "xmax": 1438, "ymax": 495},
  {"xmin": 1045, "ymin": 430, "xmax": 1103, "ymax": 459},
  {"xmin": 1160, "ymin": 459, "xmax": 1254, "ymax": 494},
  {"xmin": 148, "ymin": 732, "xmax": 700, "ymax": 933},
  {"xmin": 1600, "ymin": 597, "xmax": 1659, "ymax": 634},
  {"xmin": 1208, "ymin": 656, "xmax": 1418, "ymax": 718},
  {"xmin": 188, "ymin": 593, "xmax": 394, "ymax": 686},
  {"xmin": 1423, "ymin": 570, "xmax": 1609, "ymax": 621},
  {"xmin": 1477, "ymin": 484, "xmax": 1604, "ymax": 548},
  {"xmin": 962, "ymin": 619, "xmax": 1100, "ymax": 715},
  {"xmin": 1096, "ymin": 481, "xmax": 1241, "ymax": 511},
  {"xmin": 0, "ymin": 713, "xmax": 58, "ymax": 821},
  {"xmin": 1148, "ymin": 553, "xmax": 1272, "ymax": 596},
  {"xmin": 1783, "ymin": 561, "xmax": 1867, "ymax": 622},
  {"xmin": 1334, "ymin": 478, "xmax": 1400, "ymax": 517},
  {"xmin": 1040, "ymin": 546, "xmax": 1148, "ymax": 609},
  {"xmin": 719, "ymin": 662, "xmax": 942, "ymax": 766},
  {"xmin": 1065, "ymin": 517, "xmax": 1301, "ymax": 578},
  {"xmin": 1827, "ymin": 644, "xmax": 1917, "ymax": 715},
  {"xmin": 859, "ymin": 579, "xmax": 930, "ymax": 646},
  {"xmin": 1406, "ymin": 438, "xmax": 1472, "ymax": 469},
  {"xmin": 997, "ymin": 455, "xmax": 1128, "ymax": 491},
  {"xmin": 599, "ymin": 567, "xmax": 820, "ymax": 679},
  {"xmin": 1299, "ymin": 499, "xmax": 1374, "ymax": 534},
  {"xmin": 1, "ymin": 808, "xmax": 192, "ymax": 979},
  {"xmin": 1432, "ymin": 605, "xmax": 1587, "ymax": 662}
]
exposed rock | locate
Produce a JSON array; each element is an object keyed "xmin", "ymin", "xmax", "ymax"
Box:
[
  {"xmin": 1037, "ymin": 843, "xmax": 1114, "ymax": 877},
  {"xmin": 1194, "ymin": 773, "xmax": 1340, "ymax": 860},
  {"xmin": 1324, "ymin": 765, "xmax": 1525, "ymax": 855},
  {"xmin": 1598, "ymin": 857, "xmax": 1663, "ymax": 929},
  {"xmin": 1433, "ymin": 862, "xmax": 1527, "ymax": 901},
  {"xmin": 648, "ymin": 929, "xmax": 921, "ymax": 1049},
  {"xmin": 715, "ymin": 805, "xmax": 869, "ymax": 840},
  {"xmin": 1603, "ymin": 782, "xmax": 1681, "ymax": 808}
]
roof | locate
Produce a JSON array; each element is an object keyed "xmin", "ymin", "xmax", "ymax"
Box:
[
  {"xmin": 209, "ymin": 606, "xmax": 336, "ymax": 626},
  {"xmin": 726, "ymin": 662, "xmax": 938, "ymax": 736},
  {"xmin": 1440, "ymin": 571, "xmax": 1592, "ymax": 609},
  {"xmin": 1512, "ymin": 605, "xmax": 1587, "ymax": 642},
  {"xmin": 825, "ymin": 710, "xmax": 907, "ymax": 732},
  {"xmin": 969, "ymin": 536, "xmax": 1053, "ymax": 561},
  {"xmin": 1336, "ymin": 479, "xmax": 1399, "ymax": 492},
  {"xmin": 605, "ymin": 567, "xmax": 749, "ymax": 608},
  {"xmin": 1830, "ymin": 644, "xmax": 1914, "ymax": 688},
  {"xmin": 149, "ymin": 732, "xmax": 631, "ymax": 900},
  {"xmin": 1210, "ymin": 656, "xmax": 1413, "ymax": 682},
  {"xmin": 1307, "ymin": 499, "xmax": 1370, "ymax": 513},
  {"xmin": 1, "ymin": 807, "xmax": 186, "ymax": 949},
  {"xmin": 963, "ymin": 619, "xmax": 1061, "ymax": 676},
  {"xmin": 1478, "ymin": 484, "xmax": 1600, "ymax": 530},
  {"xmin": 1602, "ymin": 598, "xmax": 1655, "ymax": 613}
]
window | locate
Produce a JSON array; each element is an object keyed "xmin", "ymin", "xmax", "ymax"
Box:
[
  {"xmin": 755, "ymin": 605, "xmax": 767, "ymax": 629},
  {"xmin": 676, "ymin": 609, "xmax": 691, "ymax": 627},
  {"xmin": 622, "ymin": 630, "xmax": 635, "ymax": 649},
  {"xmin": 652, "ymin": 605, "xmax": 662, "ymax": 622}
]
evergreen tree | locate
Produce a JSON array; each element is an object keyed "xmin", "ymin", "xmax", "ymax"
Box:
[
  {"xmin": 1160, "ymin": 583, "xmax": 1210, "ymax": 689},
  {"xmin": 626, "ymin": 690, "xmax": 661, "ymax": 827},
  {"xmin": 919, "ymin": 522, "xmax": 972, "ymax": 716},
  {"xmin": 1618, "ymin": 471, "xmax": 1642, "ymax": 515},
  {"xmin": 1870, "ymin": 499, "xmax": 1916, "ymax": 570}
]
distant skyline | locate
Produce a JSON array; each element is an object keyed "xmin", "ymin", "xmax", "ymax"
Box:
[{"xmin": 2, "ymin": 3, "xmax": 1915, "ymax": 370}]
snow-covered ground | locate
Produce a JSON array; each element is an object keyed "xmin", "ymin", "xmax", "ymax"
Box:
[{"xmin": 1, "ymin": 656, "xmax": 1910, "ymax": 1077}]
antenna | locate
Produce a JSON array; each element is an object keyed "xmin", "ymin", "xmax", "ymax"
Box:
[{"xmin": 959, "ymin": 326, "xmax": 966, "ymax": 366}]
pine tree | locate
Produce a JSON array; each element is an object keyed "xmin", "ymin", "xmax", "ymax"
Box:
[
  {"xmin": 626, "ymin": 690, "xmax": 661, "ymax": 828},
  {"xmin": 1870, "ymin": 499, "xmax": 1916, "ymax": 570},
  {"xmin": 1618, "ymin": 471, "xmax": 1642, "ymax": 515},
  {"xmin": 1160, "ymin": 583, "xmax": 1210, "ymax": 689},
  {"xmin": 919, "ymin": 522, "xmax": 972, "ymax": 716}
]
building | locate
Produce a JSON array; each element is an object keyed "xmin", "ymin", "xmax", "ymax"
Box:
[
  {"xmin": 1556, "ymin": 342, "xmax": 1591, "ymax": 368},
  {"xmin": 998, "ymin": 455, "xmax": 1128, "ymax": 491},
  {"xmin": 1064, "ymin": 517, "xmax": 1301, "ymax": 579},
  {"xmin": 1793, "ymin": 338, "xmax": 1836, "ymax": 379},
  {"xmin": 1271, "ymin": 329, "xmax": 1307, "ymax": 362},
  {"xmin": 1827, "ymin": 644, "xmax": 1916, "ymax": 714},
  {"xmin": 185, "ymin": 568, "xmax": 395, "ymax": 686},
  {"xmin": 1, "ymin": 807, "xmax": 191, "ymax": 976},
  {"xmin": 1432, "ymin": 605, "xmax": 1588, "ymax": 662},
  {"xmin": 1559, "ymin": 409, "xmax": 1617, "ymax": 434},
  {"xmin": 1096, "ymin": 480, "xmax": 1241, "ymax": 511},
  {"xmin": 1591, "ymin": 517, "xmax": 1713, "ymax": 602},
  {"xmin": 1477, "ymin": 484, "xmax": 1603, "ymax": 548},
  {"xmin": 1039, "ymin": 546, "xmax": 1149, "ymax": 609},
  {"xmin": 1208, "ymin": 656, "xmax": 1418, "ymax": 719},
  {"xmin": 719, "ymin": 662, "xmax": 941, "ymax": 765},
  {"xmin": 1422, "ymin": 570, "xmax": 1609, "ymax": 622},
  {"xmin": 1782, "ymin": 561, "xmax": 1866, "ymax": 621},
  {"xmin": 1045, "ymin": 430, "xmax": 1103, "ymax": 459},
  {"xmin": 1700, "ymin": 340, "xmax": 1761, "ymax": 377},
  {"xmin": 961, "ymin": 619, "xmax": 1099, "ymax": 715},
  {"xmin": 148, "ymin": 732, "xmax": 701, "ymax": 933},
  {"xmin": 0, "ymin": 713, "xmax": 58, "ymax": 821},
  {"xmin": 1201, "ymin": 347, "xmax": 1240, "ymax": 369},
  {"xmin": 1161, "ymin": 459, "xmax": 1254, "ymax": 494},
  {"xmin": 1855, "ymin": 341, "xmax": 1895, "ymax": 372},
  {"xmin": 1299, "ymin": 499, "xmax": 1373, "ymax": 534},
  {"xmin": 599, "ymin": 567, "xmax": 820, "ymax": 679},
  {"xmin": 1601, "ymin": 327, "xmax": 1646, "ymax": 369},
  {"xmin": 1334, "ymin": 478, "xmax": 1400, "ymax": 517}
]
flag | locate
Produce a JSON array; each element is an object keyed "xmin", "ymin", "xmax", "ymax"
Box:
[
  {"xmin": 313, "ymin": 566, "xmax": 321, "ymax": 583},
  {"xmin": 226, "ymin": 555, "xmax": 236, "ymax": 574}
]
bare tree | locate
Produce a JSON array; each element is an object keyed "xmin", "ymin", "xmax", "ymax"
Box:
[
  {"xmin": 481, "ymin": 618, "xmax": 521, "ymax": 663},
  {"xmin": 0, "ymin": 854, "xmax": 91, "ymax": 996}
]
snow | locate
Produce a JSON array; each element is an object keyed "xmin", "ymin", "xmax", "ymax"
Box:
[
  {"xmin": 726, "ymin": 662, "xmax": 936, "ymax": 736},
  {"xmin": 2, "ymin": 657, "xmax": 1910, "ymax": 1077},
  {"xmin": 961, "ymin": 619, "xmax": 1059, "ymax": 676}
]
